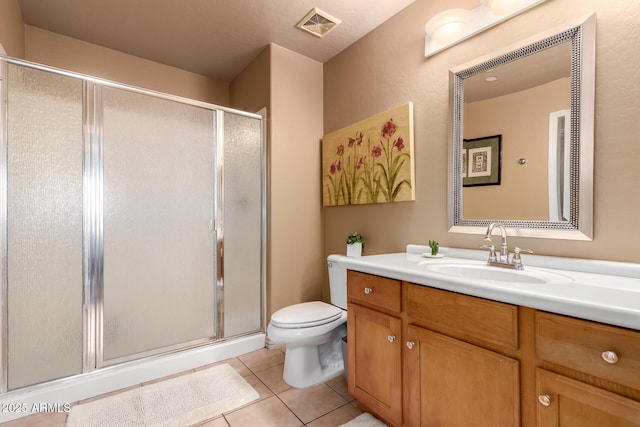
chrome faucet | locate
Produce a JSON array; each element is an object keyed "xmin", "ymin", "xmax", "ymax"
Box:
[
  {"xmin": 484, "ymin": 222, "xmax": 509, "ymax": 262},
  {"xmin": 482, "ymin": 222, "xmax": 532, "ymax": 270}
]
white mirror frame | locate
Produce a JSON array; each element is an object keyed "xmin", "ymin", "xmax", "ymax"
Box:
[{"xmin": 448, "ymin": 13, "xmax": 595, "ymax": 240}]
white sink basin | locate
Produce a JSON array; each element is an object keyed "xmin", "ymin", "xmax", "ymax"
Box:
[{"xmin": 422, "ymin": 263, "xmax": 573, "ymax": 284}]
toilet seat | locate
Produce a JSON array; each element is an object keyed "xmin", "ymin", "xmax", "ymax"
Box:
[{"xmin": 270, "ymin": 301, "xmax": 343, "ymax": 329}]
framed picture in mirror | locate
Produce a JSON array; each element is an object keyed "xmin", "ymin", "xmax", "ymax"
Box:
[{"xmin": 463, "ymin": 135, "xmax": 501, "ymax": 187}]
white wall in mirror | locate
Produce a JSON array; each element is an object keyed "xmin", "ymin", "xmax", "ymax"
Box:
[{"xmin": 548, "ymin": 109, "xmax": 571, "ymax": 222}]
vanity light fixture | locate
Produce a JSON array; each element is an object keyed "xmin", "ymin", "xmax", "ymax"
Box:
[
  {"xmin": 424, "ymin": 9, "xmax": 471, "ymax": 45},
  {"xmin": 425, "ymin": 0, "xmax": 548, "ymax": 58},
  {"xmin": 482, "ymin": 0, "xmax": 522, "ymax": 16}
]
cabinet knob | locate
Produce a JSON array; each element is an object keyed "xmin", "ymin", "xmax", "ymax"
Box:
[
  {"xmin": 364, "ymin": 287, "xmax": 373, "ymax": 295},
  {"xmin": 406, "ymin": 341, "xmax": 415, "ymax": 350},
  {"xmin": 387, "ymin": 335, "xmax": 396, "ymax": 343},
  {"xmin": 538, "ymin": 394, "xmax": 551, "ymax": 407},
  {"xmin": 602, "ymin": 350, "xmax": 619, "ymax": 364}
]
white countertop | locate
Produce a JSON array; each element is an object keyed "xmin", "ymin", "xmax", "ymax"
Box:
[{"xmin": 332, "ymin": 245, "xmax": 640, "ymax": 330}]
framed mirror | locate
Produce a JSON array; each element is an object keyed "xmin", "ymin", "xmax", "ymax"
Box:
[{"xmin": 448, "ymin": 14, "xmax": 595, "ymax": 240}]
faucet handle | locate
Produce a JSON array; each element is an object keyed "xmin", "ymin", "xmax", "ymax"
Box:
[
  {"xmin": 480, "ymin": 244, "xmax": 497, "ymax": 262},
  {"xmin": 512, "ymin": 247, "xmax": 533, "ymax": 269},
  {"xmin": 513, "ymin": 247, "xmax": 533, "ymax": 255}
]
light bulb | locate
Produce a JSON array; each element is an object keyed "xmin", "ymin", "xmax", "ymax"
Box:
[{"xmin": 425, "ymin": 9, "xmax": 470, "ymax": 45}]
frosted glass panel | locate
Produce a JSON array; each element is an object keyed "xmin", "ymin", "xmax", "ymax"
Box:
[
  {"xmin": 223, "ymin": 112, "xmax": 263, "ymax": 337},
  {"xmin": 102, "ymin": 87, "xmax": 215, "ymax": 361},
  {"xmin": 6, "ymin": 64, "xmax": 84, "ymax": 389}
]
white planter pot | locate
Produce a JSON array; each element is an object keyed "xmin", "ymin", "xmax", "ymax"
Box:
[{"xmin": 347, "ymin": 243, "xmax": 362, "ymax": 257}]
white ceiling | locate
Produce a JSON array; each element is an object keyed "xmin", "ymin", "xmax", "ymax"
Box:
[
  {"xmin": 464, "ymin": 40, "xmax": 572, "ymax": 102},
  {"xmin": 17, "ymin": 0, "xmax": 415, "ymax": 82}
]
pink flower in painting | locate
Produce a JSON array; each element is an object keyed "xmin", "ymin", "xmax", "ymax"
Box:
[
  {"xmin": 329, "ymin": 159, "xmax": 343, "ymax": 175},
  {"xmin": 371, "ymin": 146, "xmax": 382, "ymax": 158},
  {"xmin": 381, "ymin": 119, "xmax": 397, "ymax": 138},
  {"xmin": 393, "ymin": 137, "xmax": 405, "ymax": 152},
  {"xmin": 336, "ymin": 144, "xmax": 345, "ymax": 156},
  {"xmin": 348, "ymin": 132, "xmax": 364, "ymax": 148},
  {"xmin": 356, "ymin": 156, "xmax": 365, "ymax": 170}
]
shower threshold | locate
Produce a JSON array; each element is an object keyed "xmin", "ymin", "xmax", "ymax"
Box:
[{"xmin": 0, "ymin": 333, "xmax": 266, "ymax": 423}]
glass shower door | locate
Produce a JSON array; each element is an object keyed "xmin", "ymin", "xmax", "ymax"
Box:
[
  {"xmin": 2, "ymin": 59, "xmax": 265, "ymax": 390},
  {"xmin": 100, "ymin": 86, "xmax": 215, "ymax": 364},
  {"xmin": 4, "ymin": 64, "xmax": 84, "ymax": 390},
  {"xmin": 219, "ymin": 111, "xmax": 264, "ymax": 337}
]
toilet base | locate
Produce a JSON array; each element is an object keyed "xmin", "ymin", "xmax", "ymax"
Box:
[{"xmin": 282, "ymin": 324, "xmax": 347, "ymax": 388}]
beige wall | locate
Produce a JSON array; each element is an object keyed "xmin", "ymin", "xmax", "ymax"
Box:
[
  {"xmin": 24, "ymin": 26, "xmax": 229, "ymax": 105},
  {"xmin": 0, "ymin": 0, "xmax": 24, "ymax": 58},
  {"xmin": 231, "ymin": 44, "xmax": 325, "ymax": 317},
  {"xmin": 463, "ymin": 78, "xmax": 570, "ymax": 220},
  {"xmin": 230, "ymin": 46, "xmax": 270, "ymax": 114},
  {"xmin": 231, "ymin": 44, "xmax": 324, "ymax": 317},
  {"xmin": 267, "ymin": 44, "xmax": 324, "ymax": 315},
  {"xmin": 323, "ymin": 0, "xmax": 640, "ymax": 264}
]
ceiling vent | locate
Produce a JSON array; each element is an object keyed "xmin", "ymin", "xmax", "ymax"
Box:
[{"xmin": 296, "ymin": 8, "xmax": 341, "ymax": 38}]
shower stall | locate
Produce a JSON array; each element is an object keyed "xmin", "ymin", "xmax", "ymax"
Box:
[{"xmin": 0, "ymin": 57, "xmax": 266, "ymax": 410}]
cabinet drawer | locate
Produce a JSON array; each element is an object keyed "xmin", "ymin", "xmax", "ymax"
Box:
[
  {"xmin": 347, "ymin": 270, "xmax": 401, "ymax": 313},
  {"xmin": 406, "ymin": 284, "xmax": 518, "ymax": 350},
  {"xmin": 536, "ymin": 369, "xmax": 640, "ymax": 427},
  {"xmin": 536, "ymin": 311, "xmax": 640, "ymax": 390}
]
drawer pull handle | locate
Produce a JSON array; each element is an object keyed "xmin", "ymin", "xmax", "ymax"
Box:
[
  {"xmin": 602, "ymin": 350, "xmax": 619, "ymax": 364},
  {"xmin": 364, "ymin": 287, "xmax": 373, "ymax": 295},
  {"xmin": 538, "ymin": 394, "xmax": 551, "ymax": 407},
  {"xmin": 406, "ymin": 341, "xmax": 415, "ymax": 350},
  {"xmin": 387, "ymin": 335, "xmax": 396, "ymax": 343}
]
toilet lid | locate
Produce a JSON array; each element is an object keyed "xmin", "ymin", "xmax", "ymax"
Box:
[{"xmin": 271, "ymin": 301, "xmax": 343, "ymax": 329}]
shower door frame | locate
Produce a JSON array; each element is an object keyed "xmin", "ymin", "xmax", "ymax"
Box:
[{"xmin": 0, "ymin": 57, "xmax": 267, "ymax": 392}]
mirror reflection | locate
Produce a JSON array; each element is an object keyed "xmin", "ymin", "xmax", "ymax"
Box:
[
  {"xmin": 448, "ymin": 14, "xmax": 595, "ymax": 240},
  {"xmin": 462, "ymin": 41, "xmax": 572, "ymax": 220}
]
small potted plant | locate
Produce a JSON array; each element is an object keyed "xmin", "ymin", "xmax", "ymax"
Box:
[
  {"xmin": 428, "ymin": 240, "xmax": 439, "ymax": 256},
  {"xmin": 346, "ymin": 232, "xmax": 365, "ymax": 257}
]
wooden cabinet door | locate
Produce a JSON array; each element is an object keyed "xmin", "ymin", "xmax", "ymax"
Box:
[
  {"xmin": 348, "ymin": 303, "xmax": 402, "ymax": 426},
  {"xmin": 536, "ymin": 369, "xmax": 640, "ymax": 427},
  {"xmin": 405, "ymin": 325, "xmax": 520, "ymax": 427}
]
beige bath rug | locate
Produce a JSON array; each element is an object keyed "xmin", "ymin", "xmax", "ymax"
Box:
[
  {"xmin": 66, "ymin": 363, "xmax": 258, "ymax": 427},
  {"xmin": 340, "ymin": 412, "xmax": 388, "ymax": 427}
]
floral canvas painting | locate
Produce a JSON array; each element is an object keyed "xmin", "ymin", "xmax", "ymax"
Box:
[{"xmin": 322, "ymin": 103, "xmax": 415, "ymax": 206}]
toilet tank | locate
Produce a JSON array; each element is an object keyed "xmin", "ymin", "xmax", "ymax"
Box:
[{"xmin": 327, "ymin": 254, "xmax": 348, "ymax": 309}]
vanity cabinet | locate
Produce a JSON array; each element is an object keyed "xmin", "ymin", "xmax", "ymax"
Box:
[
  {"xmin": 347, "ymin": 271, "xmax": 403, "ymax": 426},
  {"xmin": 535, "ymin": 312, "xmax": 640, "ymax": 426},
  {"xmin": 346, "ymin": 270, "xmax": 640, "ymax": 427},
  {"xmin": 404, "ymin": 284, "xmax": 520, "ymax": 427},
  {"xmin": 405, "ymin": 325, "xmax": 520, "ymax": 426}
]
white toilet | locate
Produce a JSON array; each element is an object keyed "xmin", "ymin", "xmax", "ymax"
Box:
[{"xmin": 267, "ymin": 254, "xmax": 348, "ymax": 388}]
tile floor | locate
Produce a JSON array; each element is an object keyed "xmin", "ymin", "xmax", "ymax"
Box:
[{"xmin": 2, "ymin": 346, "xmax": 371, "ymax": 426}]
